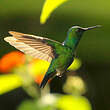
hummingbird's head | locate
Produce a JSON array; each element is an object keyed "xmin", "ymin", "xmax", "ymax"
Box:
[
  {"xmin": 69, "ymin": 25, "xmax": 101, "ymax": 37},
  {"xmin": 65, "ymin": 25, "xmax": 101, "ymax": 50}
]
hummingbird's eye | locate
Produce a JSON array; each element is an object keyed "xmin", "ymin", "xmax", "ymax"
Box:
[{"xmin": 75, "ymin": 28, "xmax": 80, "ymax": 33}]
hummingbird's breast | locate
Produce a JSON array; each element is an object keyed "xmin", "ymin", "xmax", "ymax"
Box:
[
  {"xmin": 47, "ymin": 45, "xmax": 74, "ymax": 77},
  {"xmin": 55, "ymin": 52, "xmax": 74, "ymax": 77},
  {"xmin": 55, "ymin": 46, "xmax": 74, "ymax": 71}
]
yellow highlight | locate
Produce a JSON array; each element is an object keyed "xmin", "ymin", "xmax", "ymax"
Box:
[
  {"xmin": 28, "ymin": 59, "xmax": 50, "ymax": 77},
  {"xmin": 0, "ymin": 74, "xmax": 22, "ymax": 95},
  {"xmin": 67, "ymin": 58, "xmax": 81, "ymax": 71},
  {"xmin": 40, "ymin": 0, "xmax": 68, "ymax": 24},
  {"xmin": 57, "ymin": 95, "xmax": 92, "ymax": 110}
]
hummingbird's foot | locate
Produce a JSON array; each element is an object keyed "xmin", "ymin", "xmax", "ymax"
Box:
[
  {"xmin": 58, "ymin": 75, "xmax": 62, "ymax": 77},
  {"xmin": 56, "ymin": 72, "xmax": 61, "ymax": 76},
  {"xmin": 56, "ymin": 69, "xmax": 63, "ymax": 77}
]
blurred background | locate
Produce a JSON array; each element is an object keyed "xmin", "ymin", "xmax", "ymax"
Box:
[{"xmin": 0, "ymin": 0, "xmax": 110, "ymax": 110}]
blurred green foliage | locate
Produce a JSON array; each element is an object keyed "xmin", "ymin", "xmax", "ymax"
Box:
[{"xmin": 17, "ymin": 95, "xmax": 92, "ymax": 110}]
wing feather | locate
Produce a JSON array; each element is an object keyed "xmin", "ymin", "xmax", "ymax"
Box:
[{"xmin": 4, "ymin": 31, "xmax": 57, "ymax": 63}]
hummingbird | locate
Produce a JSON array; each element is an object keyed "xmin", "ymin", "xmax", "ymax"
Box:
[{"xmin": 4, "ymin": 25, "xmax": 100, "ymax": 88}]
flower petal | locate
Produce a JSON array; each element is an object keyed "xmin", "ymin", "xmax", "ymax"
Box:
[{"xmin": 0, "ymin": 51, "xmax": 25, "ymax": 73}]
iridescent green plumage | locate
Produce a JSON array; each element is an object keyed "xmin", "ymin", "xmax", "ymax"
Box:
[{"xmin": 40, "ymin": 25, "xmax": 100, "ymax": 88}]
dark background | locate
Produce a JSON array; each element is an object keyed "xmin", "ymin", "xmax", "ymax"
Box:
[{"xmin": 0, "ymin": 0, "xmax": 110, "ymax": 110}]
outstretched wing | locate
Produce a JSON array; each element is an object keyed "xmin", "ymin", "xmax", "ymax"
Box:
[{"xmin": 4, "ymin": 31, "xmax": 61, "ymax": 63}]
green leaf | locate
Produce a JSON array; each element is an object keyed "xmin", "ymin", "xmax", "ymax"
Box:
[
  {"xmin": 0, "ymin": 74, "xmax": 22, "ymax": 95},
  {"xmin": 17, "ymin": 100, "xmax": 38, "ymax": 110},
  {"xmin": 40, "ymin": 0, "xmax": 68, "ymax": 24}
]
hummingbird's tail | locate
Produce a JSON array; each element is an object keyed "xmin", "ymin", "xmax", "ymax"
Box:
[{"xmin": 40, "ymin": 71, "xmax": 55, "ymax": 88}]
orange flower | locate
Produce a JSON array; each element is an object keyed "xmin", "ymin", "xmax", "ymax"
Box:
[
  {"xmin": 35, "ymin": 74, "xmax": 51, "ymax": 85},
  {"xmin": 35, "ymin": 74, "xmax": 44, "ymax": 85},
  {"xmin": 0, "ymin": 51, "xmax": 50, "ymax": 87},
  {"xmin": 0, "ymin": 51, "xmax": 25, "ymax": 73}
]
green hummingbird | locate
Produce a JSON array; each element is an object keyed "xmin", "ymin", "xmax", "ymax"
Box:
[{"xmin": 4, "ymin": 25, "xmax": 100, "ymax": 88}]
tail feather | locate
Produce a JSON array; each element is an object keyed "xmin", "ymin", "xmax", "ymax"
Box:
[
  {"xmin": 40, "ymin": 72, "xmax": 55, "ymax": 88},
  {"xmin": 40, "ymin": 75, "xmax": 49, "ymax": 88}
]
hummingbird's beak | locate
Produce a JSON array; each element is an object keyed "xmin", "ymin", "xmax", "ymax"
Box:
[{"xmin": 82, "ymin": 25, "xmax": 101, "ymax": 31}]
